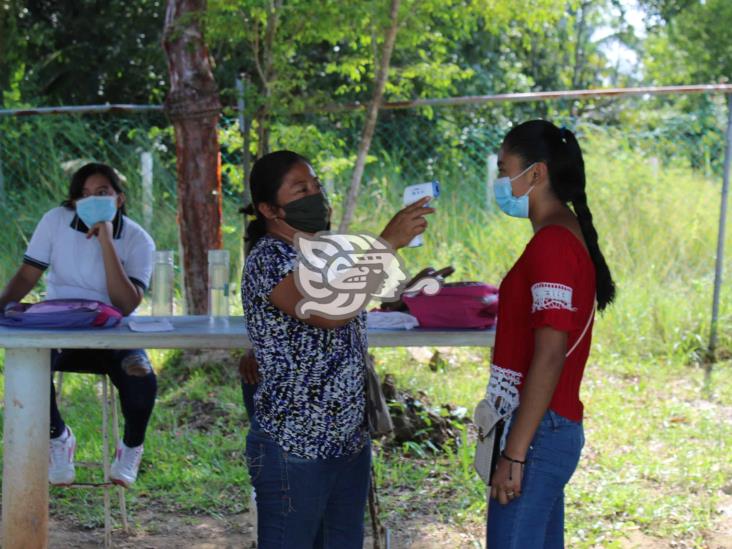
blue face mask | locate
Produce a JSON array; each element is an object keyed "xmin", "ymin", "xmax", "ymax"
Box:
[
  {"xmin": 75, "ymin": 196, "xmax": 118, "ymax": 227},
  {"xmin": 493, "ymin": 163, "xmax": 537, "ymax": 218}
]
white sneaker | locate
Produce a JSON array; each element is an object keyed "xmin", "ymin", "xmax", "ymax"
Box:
[
  {"xmin": 110, "ymin": 441, "xmax": 143, "ymax": 488},
  {"xmin": 49, "ymin": 427, "xmax": 76, "ymax": 486}
]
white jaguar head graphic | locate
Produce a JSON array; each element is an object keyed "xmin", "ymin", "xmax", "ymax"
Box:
[{"xmin": 293, "ymin": 232, "xmax": 435, "ymax": 320}]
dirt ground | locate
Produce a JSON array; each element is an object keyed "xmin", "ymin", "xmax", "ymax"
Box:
[
  {"xmin": 4, "ymin": 508, "xmax": 487, "ymax": 549},
  {"xmin": 0, "ymin": 495, "xmax": 730, "ymax": 548}
]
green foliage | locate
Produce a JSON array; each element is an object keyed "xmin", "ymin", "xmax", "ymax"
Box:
[
  {"xmin": 642, "ymin": 0, "xmax": 732, "ymax": 84},
  {"xmin": 206, "ymin": 0, "xmax": 570, "ymax": 136},
  {"xmin": 0, "ymin": 0, "xmax": 168, "ymax": 105}
]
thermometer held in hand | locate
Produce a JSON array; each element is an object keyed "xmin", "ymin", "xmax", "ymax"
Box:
[{"xmin": 403, "ymin": 180, "xmax": 440, "ymax": 248}]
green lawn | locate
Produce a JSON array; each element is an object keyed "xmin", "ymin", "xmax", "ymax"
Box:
[
  {"xmin": 370, "ymin": 348, "xmax": 732, "ymax": 548},
  {"xmin": 0, "ymin": 348, "xmax": 729, "ymax": 547}
]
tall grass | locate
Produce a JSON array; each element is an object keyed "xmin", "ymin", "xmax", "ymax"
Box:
[
  {"xmin": 2, "ymin": 119, "xmax": 729, "ymax": 360},
  {"xmin": 0, "ymin": 120, "xmax": 730, "ymax": 546},
  {"xmin": 341, "ymin": 127, "xmax": 732, "ymax": 363}
]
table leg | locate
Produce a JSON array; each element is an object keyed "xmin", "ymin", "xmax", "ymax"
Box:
[{"xmin": 2, "ymin": 348, "xmax": 50, "ymax": 549}]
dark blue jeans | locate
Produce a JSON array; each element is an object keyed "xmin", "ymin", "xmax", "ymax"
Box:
[
  {"xmin": 50, "ymin": 348, "xmax": 157, "ymax": 447},
  {"xmin": 487, "ymin": 409, "xmax": 584, "ymax": 549},
  {"xmin": 246, "ymin": 426, "xmax": 371, "ymax": 549}
]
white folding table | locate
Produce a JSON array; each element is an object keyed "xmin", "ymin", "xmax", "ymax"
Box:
[{"xmin": 0, "ymin": 315, "xmax": 494, "ymax": 548}]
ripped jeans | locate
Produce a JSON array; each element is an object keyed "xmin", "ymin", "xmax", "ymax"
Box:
[
  {"xmin": 245, "ymin": 426, "xmax": 371, "ymax": 549},
  {"xmin": 50, "ymin": 348, "xmax": 157, "ymax": 447}
]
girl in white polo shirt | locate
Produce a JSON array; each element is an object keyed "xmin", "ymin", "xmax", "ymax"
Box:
[{"xmin": 0, "ymin": 162, "xmax": 157, "ymax": 488}]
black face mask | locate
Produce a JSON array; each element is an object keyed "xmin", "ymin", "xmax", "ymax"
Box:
[{"xmin": 279, "ymin": 192, "xmax": 330, "ymax": 233}]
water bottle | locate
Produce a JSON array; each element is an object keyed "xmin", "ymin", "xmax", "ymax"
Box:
[
  {"xmin": 208, "ymin": 249, "xmax": 230, "ymax": 317},
  {"xmin": 151, "ymin": 250, "xmax": 174, "ymax": 316}
]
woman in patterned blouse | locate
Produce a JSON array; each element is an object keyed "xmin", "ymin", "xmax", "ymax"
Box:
[{"xmin": 241, "ymin": 150, "xmax": 432, "ymax": 549}]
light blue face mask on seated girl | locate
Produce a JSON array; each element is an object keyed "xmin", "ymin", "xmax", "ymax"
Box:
[
  {"xmin": 75, "ymin": 196, "xmax": 118, "ymax": 227},
  {"xmin": 493, "ymin": 162, "xmax": 537, "ymax": 218}
]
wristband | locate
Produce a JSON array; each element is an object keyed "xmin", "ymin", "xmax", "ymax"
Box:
[{"xmin": 500, "ymin": 450, "xmax": 526, "ymax": 465}]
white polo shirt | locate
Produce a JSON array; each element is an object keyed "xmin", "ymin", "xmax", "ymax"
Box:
[{"xmin": 24, "ymin": 206, "xmax": 155, "ymax": 305}]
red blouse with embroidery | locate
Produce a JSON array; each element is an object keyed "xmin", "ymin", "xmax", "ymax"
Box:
[{"xmin": 491, "ymin": 225, "xmax": 596, "ymax": 421}]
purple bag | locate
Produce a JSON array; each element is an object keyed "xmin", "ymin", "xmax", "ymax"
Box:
[{"xmin": 0, "ymin": 299, "xmax": 123, "ymax": 329}]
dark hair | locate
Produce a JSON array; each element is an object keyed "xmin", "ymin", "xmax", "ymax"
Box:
[
  {"xmin": 502, "ymin": 120, "xmax": 616, "ymax": 311},
  {"xmin": 243, "ymin": 150, "xmax": 309, "ymax": 254},
  {"xmin": 62, "ymin": 162, "xmax": 127, "ymax": 215}
]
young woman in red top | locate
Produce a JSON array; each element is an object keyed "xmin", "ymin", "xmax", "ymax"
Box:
[{"xmin": 485, "ymin": 120, "xmax": 615, "ymax": 548}]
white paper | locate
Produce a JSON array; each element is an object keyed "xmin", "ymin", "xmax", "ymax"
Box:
[
  {"xmin": 367, "ymin": 311, "xmax": 419, "ymax": 330},
  {"xmin": 128, "ymin": 319, "xmax": 174, "ymax": 332}
]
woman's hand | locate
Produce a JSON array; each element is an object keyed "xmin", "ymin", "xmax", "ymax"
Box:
[
  {"xmin": 490, "ymin": 455, "xmax": 524, "ymax": 505},
  {"xmin": 239, "ymin": 351, "xmax": 261, "ymax": 384},
  {"xmin": 88, "ymin": 219, "xmax": 142, "ymax": 315},
  {"xmin": 380, "ymin": 196, "xmax": 435, "ymax": 250},
  {"xmin": 86, "ymin": 221, "xmax": 114, "ymax": 241}
]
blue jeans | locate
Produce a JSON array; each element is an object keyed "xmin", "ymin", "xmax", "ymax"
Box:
[
  {"xmin": 487, "ymin": 409, "xmax": 584, "ymax": 549},
  {"xmin": 246, "ymin": 426, "xmax": 371, "ymax": 549}
]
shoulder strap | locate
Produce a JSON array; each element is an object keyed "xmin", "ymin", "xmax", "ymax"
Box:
[{"xmin": 565, "ymin": 300, "xmax": 596, "ymax": 358}]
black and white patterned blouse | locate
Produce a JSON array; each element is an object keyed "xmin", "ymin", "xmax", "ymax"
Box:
[{"xmin": 242, "ymin": 234, "xmax": 368, "ymax": 459}]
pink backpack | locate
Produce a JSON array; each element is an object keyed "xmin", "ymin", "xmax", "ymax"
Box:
[
  {"xmin": 402, "ymin": 282, "xmax": 499, "ymax": 329},
  {"xmin": 0, "ymin": 299, "xmax": 123, "ymax": 329}
]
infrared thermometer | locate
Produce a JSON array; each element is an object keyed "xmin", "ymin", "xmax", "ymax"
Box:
[{"xmin": 402, "ymin": 180, "xmax": 440, "ymax": 247}]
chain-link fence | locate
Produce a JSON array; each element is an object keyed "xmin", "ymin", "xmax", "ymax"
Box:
[
  {"xmin": 2, "ymin": 94, "xmax": 727, "ymax": 244},
  {"xmin": 0, "ymin": 110, "xmax": 247, "ymax": 304},
  {"xmin": 1, "ymin": 92, "xmax": 730, "ymax": 350}
]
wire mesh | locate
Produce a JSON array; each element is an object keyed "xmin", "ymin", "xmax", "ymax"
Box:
[{"xmin": 0, "ymin": 93, "xmax": 729, "ymax": 308}]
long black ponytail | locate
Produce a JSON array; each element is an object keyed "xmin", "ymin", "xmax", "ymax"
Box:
[
  {"xmin": 243, "ymin": 150, "xmax": 309, "ymax": 255},
  {"xmin": 503, "ymin": 120, "xmax": 616, "ymax": 311}
]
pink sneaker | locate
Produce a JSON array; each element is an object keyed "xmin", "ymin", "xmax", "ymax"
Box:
[
  {"xmin": 49, "ymin": 427, "xmax": 76, "ymax": 486},
  {"xmin": 110, "ymin": 441, "xmax": 143, "ymax": 488}
]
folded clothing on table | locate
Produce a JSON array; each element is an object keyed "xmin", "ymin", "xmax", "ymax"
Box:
[{"xmin": 367, "ymin": 310, "xmax": 420, "ymax": 330}]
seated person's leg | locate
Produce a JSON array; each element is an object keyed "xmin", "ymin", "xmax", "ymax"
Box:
[
  {"xmin": 48, "ymin": 349, "xmax": 110, "ymax": 485},
  {"xmin": 107, "ymin": 349, "xmax": 157, "ymax": 487},
  {"xmin": 50, "ymin": 350, "xmax": 67, "ymax": 439}
]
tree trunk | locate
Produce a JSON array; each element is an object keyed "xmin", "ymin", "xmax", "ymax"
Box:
[
  {"xmin": 252, "ymin": 0, "xmax": 281, "ymax": 159},
  {"xmin": 571, "ymin": 1, "xmax": 592, "ymax": 116},
  {"xmin": 338, "ymin": 0, "xmax": 401, "ymax": 233},
  {"xmin": 163, "ymin": 0, "xmax": 223, "ymax": 314}
]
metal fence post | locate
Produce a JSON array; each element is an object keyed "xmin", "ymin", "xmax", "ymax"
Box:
[
  {"xmin": 236, "ymin": 76, "xmax": 251, "ymax": 205},
  {"xmin": 650, "ymin": 156, "xmax": 660, "ymax": 181},
  {"xmin": 0, "ymin": 142, "xmax": 5, "ymax": 205},
  {"xmin": 707, "ymin": 93, "xmax": 732, "ymax": 371},
  {"xmin": 237, "ymin": 75, "xmax": 253, "ymax": 276},
  {"xmin": 141, "ymin": 151, "xmax": 154, "ymax": 231},
  {"xmin": 486, "ymin": 153, "xmax": 498, "ymax": 210}
]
